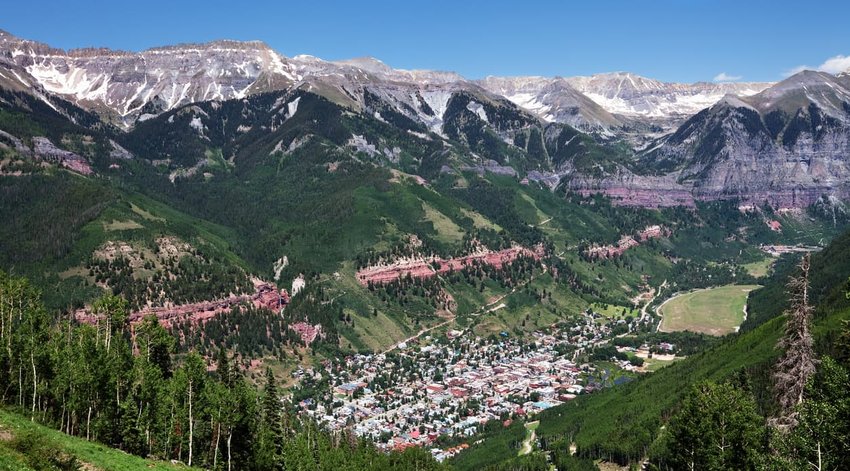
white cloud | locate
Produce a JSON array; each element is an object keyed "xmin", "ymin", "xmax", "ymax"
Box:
[
  {"xmin": 784, "ymin": 54, "xmax": 850, "ymax": 77},
  {"xmin": 713, "ymin": 72, "xmax": 742, "ymax": 82}
]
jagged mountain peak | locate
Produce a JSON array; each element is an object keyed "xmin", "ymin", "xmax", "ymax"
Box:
[
  {"xmin": 477, "ymin": 75, "xmax": 623, "ymax": 133},
  {"xmin": 564, "ymin": 71, "xmax": 771, "ymax": 119},
  {"xmin": 750, "ymin": 70, "xmax": 850, "ymax": 119}
]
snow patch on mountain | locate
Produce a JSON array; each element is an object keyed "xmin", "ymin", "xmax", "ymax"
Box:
[
  {"xmin": 466, "ymin": 101, "xmax": 489, "ymax": 123},
  {"xmin": 420, "ymin": 90, "xmax": 452, "ymax": 133},
  {"xmin": 567, "ymin": 72, "xmax": 771, "ymax": 118},
  {"xmin": 505, "ymin": 93, "xmax": 553, "ymax": 122},
  {"xmin": 286, "ymin": 96, "xmax": 301, "ymax": 118}
]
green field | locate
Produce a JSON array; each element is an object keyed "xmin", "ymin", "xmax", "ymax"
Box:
[
  {"xmin": 591, "ymin": 302, "xmax": 639, "ymax": 320},
  {"xmin": 658, "ymin": 285, "xmax": 760, "ymax": 335},
  {"xmin": 742, "ymin": 257, "xmax": 775, "ymax": 278}
]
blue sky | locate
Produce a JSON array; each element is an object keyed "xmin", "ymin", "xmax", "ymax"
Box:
[{"xmin": 3, "ymin": 0, "xmax": 849, "ymax": 83}]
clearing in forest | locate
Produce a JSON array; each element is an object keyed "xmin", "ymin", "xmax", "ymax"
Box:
[{"xmin": 658, "ymin": 285, "xmax": 760, "ymax": 336}]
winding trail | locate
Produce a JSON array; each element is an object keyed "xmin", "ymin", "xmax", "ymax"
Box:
[
  {"xmin": 519, "ymin": 421, "xmax": 539, "ymax": 456},
  {"xmin": 640, "ymin": 279, "xmax": 666, "ymax": 323},
  {"xmin": 381, "ymin": 316, "xmax": 455, "ymax": 354}
]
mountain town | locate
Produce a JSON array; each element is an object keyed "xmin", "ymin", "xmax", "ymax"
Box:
[{"xmin": 2, "ymin": 2, "xmax": 850, "ymax": 470}]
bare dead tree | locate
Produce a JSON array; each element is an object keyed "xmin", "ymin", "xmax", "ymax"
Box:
[{"xmin": 771, "ymin": 254, "xmax": 818, "ymax": 432}]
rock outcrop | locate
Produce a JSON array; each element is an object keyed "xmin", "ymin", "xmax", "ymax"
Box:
[
  {"xmin": 75, "ymin": 280, "xmax": 290, "ymax": 328},
  {"xmin": 356, "ymin": 246, "xmax": 544, "ymax": 286}
]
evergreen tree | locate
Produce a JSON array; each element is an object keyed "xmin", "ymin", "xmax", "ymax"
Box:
[
  {"xmin": 256, "ymin": 367, "xmax": 284, "ymax": 470},
  {"xmin": 660, "ymin": 382, "xmax": 765, "ymax": 471},
  {"xmin": 776, "ymin": 357, "xmax": 850, "ymax": 471}
]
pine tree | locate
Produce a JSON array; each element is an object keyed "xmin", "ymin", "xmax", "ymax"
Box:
[
  {"xmin": 779, "ymin": 357, "xmax": 850, "ymax": 471},
  {"xmin": 257, "ymin": 367, "xmax": 284, "ymax": 470},
  {"xmin": 771, "ymin": 254, "xmax": 818, "ymax": 431},
  {"xmin": 662, "ymin": 382, "xmax": 764, "ymax": 470}
]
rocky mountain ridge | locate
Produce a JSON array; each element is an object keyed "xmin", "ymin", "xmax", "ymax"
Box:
[
  {"xmin": 0, "ymin": 29, "xmax": 769, "ymax": 133},
  {"xmin": 570, "ymin": 72, "xmax": 850, "ymax": 208},
  {"xmin": 3, "ymin": 29, "xmax": 850, "ymax": 210}
]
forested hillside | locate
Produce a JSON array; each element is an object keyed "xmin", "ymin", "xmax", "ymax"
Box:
[
  {"xmin": 0, "ymin": 270, "xmax": 444, "ymax": 470},
  {"xmin": 6, "ymin": 83, "xmax": 844, "ymax": 360},
  {"xmin": 452, "ymin": 229, "xmax": 850, "ymax": 470}
]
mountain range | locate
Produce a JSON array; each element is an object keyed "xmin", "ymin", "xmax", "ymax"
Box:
[{"xmin": 2, "ymin": 27, "xmax": 850, "ymax": 210}]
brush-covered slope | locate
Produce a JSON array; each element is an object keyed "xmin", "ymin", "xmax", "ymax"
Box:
[{"xmin": 0, "ymin": 409, "xmax": 198, "ymax": 471}]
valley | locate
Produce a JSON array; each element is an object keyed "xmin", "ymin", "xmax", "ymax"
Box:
[{"xmin": 0, "ymin": 22, "xmax": 849, "ymax": 471}]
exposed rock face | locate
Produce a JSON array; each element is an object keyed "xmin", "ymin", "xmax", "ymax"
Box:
[
  {"xmin": 289, "ymin": 322, "xmax": 323, "ymax": 344},
  {"xmin": 569, "ymin": 173, "xmax": 696, "ymax": 208},
  {"xmin": 31, "ymin": 136, "xmax": 92, "ymax": 174},
  {"xmin": 0, "ymin": 129, "xmax": 29, "ymax": 155},
  {"xmin": 75, "ymin": 281, "xmax": 290, "ymax": 328},
  {"xmin": 356, "ymin": 246, "xmax": 544, "ymax": 286},
  {"xmin": 0, "ymin": 30, "xmax": 297, "ymax": 125},
  {"xmin": 461, "ymin": 159, "xmax": 518, "ymax": 177},
  {"xmin": 568, "ymin": 72, "xmax": 850, "ymax": 208},
  {"xmin": 585, "ymin": 225, "xmax": 670, "ymax": 259}
]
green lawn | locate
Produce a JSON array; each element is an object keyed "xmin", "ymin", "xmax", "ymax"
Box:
[
  {"xmin": 742, "ymin": 257, "xmax": 775, "ymax": 278},
  {"xmin": 591, "ymin": 302, "xmax": 639, "ymax": 320},
  {"xmin": 642, "ymin": 356, "xmax": 682, "ymax": 372},
  {"xmin": 659, "ymin": 285, "xmax": 760, "ymax": 335},
  {"xmin": 0, "ymin": 409, "xmax": 197, "ymax": 471}
]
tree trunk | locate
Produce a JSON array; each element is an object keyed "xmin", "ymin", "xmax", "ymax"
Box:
[
  {"xmin": 188, "ymin": 379, "xmax": 194, "ymax": 467},
  {"xmin": 86, "ymin": 405, "xmax": 92, "ymax": 440},
  {"xmin": 227, "ymin": 428, "xmax": 233, "ymax": 471},
  {"xmin": 166, "ymin": 405, "xmax": 174, "ymax": 460},
  {"xmin": 213, "ymin": 420, "xmax": 221, "ymax": 469},
  {"xmin": 30, "ymin": 349, "xmax": 37, "ymax": 420}
]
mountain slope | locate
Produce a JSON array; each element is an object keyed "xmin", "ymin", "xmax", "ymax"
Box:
[
  {"xmin": 0, "ymin": 409, "xmax": 197, "ymax": 471},
  {"xmin": 453, "ymin": 228, "xmax": 850, "ymax": 468},
  {"xmin": 567, "ymin": 71, "xmax": 850, "ymax": 208}
]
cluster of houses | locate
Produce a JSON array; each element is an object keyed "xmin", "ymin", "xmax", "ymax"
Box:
[{"xmin": 299, "ymin": 315, "xmax": 625, "ymax": 462}]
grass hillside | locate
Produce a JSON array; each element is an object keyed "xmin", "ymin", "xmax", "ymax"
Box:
[{"xmin": 0, "ymin": 408, "xmax": 198, "ymax": 471}]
